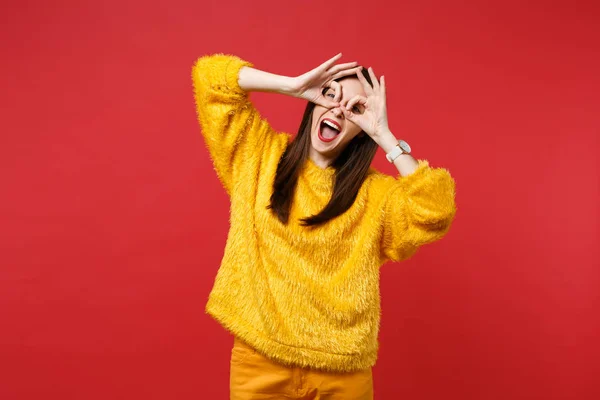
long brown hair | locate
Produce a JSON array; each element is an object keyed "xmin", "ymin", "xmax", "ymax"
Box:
[{"xmin": 267, "ymin": 67, "xmax": 378, "ymax": 228}]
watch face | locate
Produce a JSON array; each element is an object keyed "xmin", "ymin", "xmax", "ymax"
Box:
[{"xmin": 398, "ymin": 140, "xmax": 411, "ymax": 153}]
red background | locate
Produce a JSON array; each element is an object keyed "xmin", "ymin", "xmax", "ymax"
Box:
[{"xmin": 1, "ymin": 0, "xmax": 598, "ymax": 399}]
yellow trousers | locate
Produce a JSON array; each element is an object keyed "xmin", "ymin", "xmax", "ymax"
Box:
[{"xmin": 230, "ymin": 336, "xmax": 374, "ymax": 400}]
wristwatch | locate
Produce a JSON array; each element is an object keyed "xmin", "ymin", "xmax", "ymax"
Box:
[{"xmin": 385, "ymin": 139, "xmax": 411, "ymax": 163}]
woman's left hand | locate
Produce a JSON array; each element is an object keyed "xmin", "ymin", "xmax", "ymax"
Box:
[{"xmin": 341, "ymin": 67, "xmax": 389, "ymax": 139}]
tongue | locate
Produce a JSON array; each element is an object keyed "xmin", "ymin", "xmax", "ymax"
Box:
[{"xmin": 322, "ymin": 125, "xmax": 339, "ymax": 139}]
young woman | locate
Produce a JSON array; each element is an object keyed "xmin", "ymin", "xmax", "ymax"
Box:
[{"xmin": 192, "ymin": 53, "xmax": 457, "ymax": 399}]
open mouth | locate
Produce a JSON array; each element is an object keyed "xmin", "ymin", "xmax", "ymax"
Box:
[{"xmin": 318, "ymin": 118, "xmax": 342, "ymax": 143}]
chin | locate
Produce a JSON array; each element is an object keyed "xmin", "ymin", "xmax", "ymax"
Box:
[{"xmin": 311, "ymin": 131, "xmax": 337, "ymax": 155}]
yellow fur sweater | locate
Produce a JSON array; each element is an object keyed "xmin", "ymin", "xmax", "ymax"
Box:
[{"xmin": 192, "ymin": 54, "xmax": 457, "ymax": 373}]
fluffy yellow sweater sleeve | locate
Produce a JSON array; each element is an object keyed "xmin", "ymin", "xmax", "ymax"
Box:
[
  {"xmin": 192, "ymin": 53, "xmax": 457, "ymax": 373},
  {"xmin": 191, "ymin": 53, "xmax": 284, "ymax": 196},
  {"xmin": 379, "ymin": 160, "xmax": 457, "ymax": 262}
]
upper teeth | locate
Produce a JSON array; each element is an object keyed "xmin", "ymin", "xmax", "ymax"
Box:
[{"xmin": 323, "ymin": 120, "xmax": 340, "ymax": 131}]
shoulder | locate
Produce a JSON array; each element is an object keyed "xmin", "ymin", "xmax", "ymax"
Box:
[{"xmin": 261, "ymin": 130, "xmax": 292, "ymax": 165}]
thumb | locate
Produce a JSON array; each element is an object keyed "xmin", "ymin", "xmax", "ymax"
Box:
[
  {"xmin": 343, "ymin": 108, "xmax": 368, "ymax": 133},
  {"xmin": 315, "ymin": 98, "xmax": 340, "ymax": 108},
  {"xmin": 342, "ymin": 107, "xmax": 360, "ymax": 123}
]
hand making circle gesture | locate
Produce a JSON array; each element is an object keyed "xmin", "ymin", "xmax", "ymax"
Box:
[
  {"xmin": 290, "ymin": 53, "xmax": 362, "ymax": 108},
  {"xmin": 341, "ymin": 67, "xmax": 389, "ymax": 139}
]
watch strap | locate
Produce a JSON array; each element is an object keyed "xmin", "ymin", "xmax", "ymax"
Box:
[{"xmin": 386, "ymin": 144, "xmax": 404, "ymax": 163}]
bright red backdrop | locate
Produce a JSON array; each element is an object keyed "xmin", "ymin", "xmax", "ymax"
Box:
[{"xmin": 1, "ymin": 0, "xmax": 598, "ymax": 399}]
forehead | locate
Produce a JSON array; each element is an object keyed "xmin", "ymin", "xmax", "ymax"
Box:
[{"xmin": 336, "ymin": 77, "xmax": 367, "ymax": 99}]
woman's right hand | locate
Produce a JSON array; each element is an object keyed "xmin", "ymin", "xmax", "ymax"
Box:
[{"xmin": 288, "ymin": 53, "xmax": 362, "ymax": 108}]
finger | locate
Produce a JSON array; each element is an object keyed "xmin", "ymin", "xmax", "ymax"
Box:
[
  {"xmin": 320, "ymin": 52, "xmax": 343, "ymax": 71},
  {"xmin": 345, "ymin": 94, "xmax": 367, "ymax": 111},
  {"xmin": 328, "ymin": 62, "xmax": 358, "ymax": 76},
  {"xmin": 331, "ymin": 66, "xmax": 362, "ymax": 81},
  {"xmin": 367, "ymin": 67, "xmax": 380, "ymax": 91},
  {"xmin": 328, "ymin": 80, "xmax": 342, "ymax": 102},
  {"xmin": 316, "ymin": 82, "xmax": 341, "ymax": 107},
  {"xmin": 314, "ymin": 96, "xmax": 339, "ymax": 108},
  {"xmin": 355, "ymin": 69, "xmax": 374, "ymax": 95},
  {"xmin": 380, "ymin": 75, "xmax": 386, "ymax": 99},
  {"xmin": 342, "ymin": 106, "xmax": 364, "ymax": 125}
]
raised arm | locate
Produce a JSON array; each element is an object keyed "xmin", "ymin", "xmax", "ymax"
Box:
[
  {"xmin": 329, "ymin": 61, "xmax": 457, "ymax": 262},
  {"xmin": 191, "ymin": 53, "xmax": 367, "ymax": 195},
  {"xmin": 191, "ymin": 54, "xmax": 291, "ymax": 195},
  {"xmin": 237, "ymin": 65, "xmax": 296, "ymax": 93}
]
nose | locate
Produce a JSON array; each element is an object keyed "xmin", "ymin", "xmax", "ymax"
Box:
[{"xmin": 331, "ymin": 106, "xmax": 344, "ymax": 118}]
